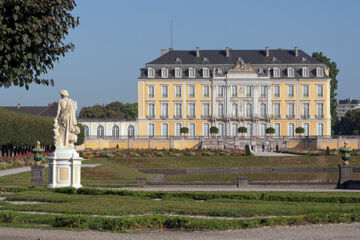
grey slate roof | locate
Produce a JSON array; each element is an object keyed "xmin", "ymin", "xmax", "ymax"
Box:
[
  {"xmin": 2, "ymin": 102, "xmax": 57, "ymax": 117},
  {"xmin": 147, "ymin": 49, "xmax": 320, "ymax": 65}
]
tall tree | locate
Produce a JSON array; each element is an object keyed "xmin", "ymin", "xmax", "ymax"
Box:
[
  {"xmin": 335, "ymin": 109, "xmax": 360, "ymax": 135},
  {"xmin": 0, "ymin": 0, "xmax": 79, "ymax": 89},
  {"xmin": 312, "ymin": 52, "xmax": 339, "ymax": 130},
  {"xmin": 79, "ymin": 102, "xmax": 138, "ymax": 120}
]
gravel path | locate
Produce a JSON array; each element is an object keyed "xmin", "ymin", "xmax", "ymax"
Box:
[{"xmin": 1, "ymin": 223, "xmax": 360, "ymax": 240}]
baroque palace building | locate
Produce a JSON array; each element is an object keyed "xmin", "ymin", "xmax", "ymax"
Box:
[{"xmin": 137, "ymin": 47, "xmax": 331, "ymax": 138}]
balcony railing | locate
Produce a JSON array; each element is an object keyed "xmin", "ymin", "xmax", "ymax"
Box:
[
  {"xmin": 160, "ymin": 115, "xmax": 168, "ymax": 120},
  {"xmin": 316, "ymin": 114, "xmax": 324, "ymax": 118},
  {"xmin": 146, "ymin": 115, "xmax": 155, "ymax": 119},
  {"xmin": 287, "ymin": 114, "xmax": 295, "ymax": 119},
  {"xmin": 173, "ymin": 115, "xmax": 182, "ymax": 119},
  {"xmin": 201, "ymin": 115, "xmax": 211, "ymax": 119},
  {"xmin": 301, "ymin": 114, "xmax": 310, "ymax": 119},
  {"xmin": 187, "ymin": 115, "xmax": 196, "ymax": 119}
]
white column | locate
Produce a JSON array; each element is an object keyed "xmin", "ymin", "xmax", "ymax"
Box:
[
  {"xmin": 267, "ymin": 85, "xmax": 271, "ymax": 116},
  {"xmin": 253, "ymin": 85, "xmax": 259, "ymax": 117}
]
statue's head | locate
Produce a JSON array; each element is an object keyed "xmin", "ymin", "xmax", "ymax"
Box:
[{"xmin": 60, "ymin": 90, "xmax": 69, "ymax": 98}]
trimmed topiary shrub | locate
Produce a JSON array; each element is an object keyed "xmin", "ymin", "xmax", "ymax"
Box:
[{"xmin": 245, "ymin": 145, "xmax": 251, "ymax": 156}]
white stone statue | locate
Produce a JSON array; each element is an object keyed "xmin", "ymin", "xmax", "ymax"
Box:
[{"xmin": 54, "ymin": 90, "xmax": 80, "ymax": 149}]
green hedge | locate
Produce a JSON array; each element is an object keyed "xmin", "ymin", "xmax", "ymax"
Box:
[
  {"xmin": 0, "ymin": 108, "xmax": 84, "ymax": 147},
  {"xmin": 1, "ymin": 211, "xmax": 360, "ymax": 231}
]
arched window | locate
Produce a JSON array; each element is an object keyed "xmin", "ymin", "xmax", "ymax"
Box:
[
  {"xmin": 203, "ymin": 123, "xmax": 210, "ymax": 137},
  {"xmin": 189, "ymin": 123, "xmax": 196, "ymax": 137},
  {"xmin": 231, "ymin": 123, "xmax": 238, "ymax": 136},
  {"xmin": 112, "ymin": 125, "xmax": 120, "ymax": 138},
  {"xmin": 161, "ymin": 123, "xmax": 168, "ymax": 137},
  {"xmin": 128, "ymin": 125, "xmax": 135, "ymax": 137},
  {"xmin": 317, "ymin": 123, "xmax": 324, "ymax": 137},
  {"xmin": 246, "ymin": 123, "xmax": 252, "ymax": 137},
  {"xmin": 288, "ymin": 123, "xmax": 295, "ymax": 137},
  {"xmin": 274, "ymin": 123, "xmax": 281, "ymax": 137},
  {"xmin": 84, "ymin": 125, "xmax": 89, "ymax": 138},
  {"xmin": 97, "ymin": 125, "xmax": 104, "ymax": 138},
  {"xmin": 175, "ymin": 123, "xmax": 182, "ymax": 136},
  {"xmin": 218, "ymin": 123, "xmax": 225, "ymax": 137},
  {"xmin": 148, "ymin": 123, "xmax": 155, "ymax": 137},
  {"xmin": 304, "ymin": 123, "xmax": 310, "ymax": 136}
]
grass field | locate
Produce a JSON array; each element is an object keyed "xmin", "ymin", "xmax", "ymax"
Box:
[{"xmin": 0, "ymin": 155, "xmax": 358, "ymax": 187}]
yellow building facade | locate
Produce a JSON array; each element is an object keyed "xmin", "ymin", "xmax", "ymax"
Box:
[{"xmin": 137, "ymin": 47, "xmax": 331, "ymax": 138}]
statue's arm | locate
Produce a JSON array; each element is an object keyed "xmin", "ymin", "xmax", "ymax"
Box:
[{"xmin": 54, "ymin": 101, "xmax": 61, "ymax": 123}]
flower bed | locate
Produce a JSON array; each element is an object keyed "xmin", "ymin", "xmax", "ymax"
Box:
[
  {"xmin": 0, "ymin": 152, "xmax": 49, "ymax": 170},
  {"xmin": 79, "ymin": 148, "xmax": 247, "ymax": 159},
  {"xmin": 277, "ymin": 148, "xmax": 360, "ymax": 156}
]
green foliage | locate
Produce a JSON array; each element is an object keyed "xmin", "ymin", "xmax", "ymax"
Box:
[
  {"xmin": 0, "ymin": 108, "xmax": 53, "ymax": 146},
  {"xmin": 210, "ymin": 126, "xmax": 218, "ymax": 135},
  {"xmin": 336, "ymin": 109, "xmax": 360, "ymax": 135},
  {"xmin": 312, "ymin": 52, "xmax": 339, "ymax": 130},
  {"xmin": 0, "ymin": 212, "xmax": 17, "ymax": 223},
  {"xmin": 0, "ymin": 0, "xmax": 79, "ymax": 89},
  {"xmin": 325, "ymin": 146, "xmax": 330, "ymax": 156},
  {"xmin": 79, "ymin": 101, "xmax": 138, "ymax": 120},
  {"xmin": 245, "ymin": 145, "xmax": 251, "ymax": 156},
  {"xmin": 266, "ymin": 127, "xmax": 275, "ymax": 135},
  {"xmin": 180, "ymin": 127, "xmax": 189, "ymax": 135},
  {"xmin": 53, "ymin": 215, "xmax": 87, "ymax": 228},
  {"xmin": 295, "ymin": 127, "xmax": 304, "ymax": 134},
  {"xmin": 238, "ymin": 127, "xmax": 247, "ymax": 134}
]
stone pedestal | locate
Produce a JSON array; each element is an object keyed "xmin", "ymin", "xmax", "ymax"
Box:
[
  {"xmin": 337, "ymin": 164, "xmax": 353, "ymax": 188},
  {"xmin": 47, "ymin": 149, "xmax": 83, "ymax": 188},
  {"xmin": 31, "ymin": 165, "xmax": 45, "ymax": 185}
]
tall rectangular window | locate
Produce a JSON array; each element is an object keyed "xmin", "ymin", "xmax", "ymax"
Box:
[
  {"xmin": 202, "ymin": 103, "xmax": 210, "ymax": 117},
  {"xmin": 161, "ymin": 68, "xmax": 168, "ymax": 78},
  {"xmin": 175, "ymin": 123, "xmax": 182, "ymax": 136},
  {"xmin": 161, "ymin": 85, "xmax": 168, "ymax": 98},
  {"xmin": 188, "ymin": 85, "xmax": 195, "ymax": 98},
  {"xmin": 218, "ymin": 103, "xmax": 224, "ymax": 117},
  {"xmin": 246, "ymin": 103, "xmax": 252, "ymax": 117},
  {"xmin": 317, "ymin": 85, "xmax": 324, "ymax": 97},
  {"xmin": 273, "ymin": 103, "xmax": 280, "ymax": 117},
  {"xmin": 161, "ymin": 123, "xmax": 168, "ymax": 137},
  {"xmin": 316, "ymin": 103, "xmax": 324, "ymax": 117},
  {"xmin": 189, "ymin": 68, "xmax": 195, "ymax": 78},
  {"xmin": 232, "ymin": 103, "xmax": 238, "ymax": 117},
  {"xmin": 302, "ymin": 85, "xmax": 309, "ymax": 98},
  {"xmin": 203, "ymin": 85, "xmax": 210, "ymax": 97},
  {"xmin": 147, "ymin": 103, "xmax": 155, "ymax": 117},
  {"xmin": 175, "ymin": 68, "xmax": 182, "ymax": 78},
  {"xmin": 260, "ymin": 86, "xmax": 267, "ymax": 97},
  {"xmin": 302, "ymin": 103, "xmax": 310, "ymax": 118},
  {"xmin": 189, "ymin": 123, "xmax": 196, "ymax": 137},
  {"xmin": 202, "ymin": 68, "xmax": 209, "ymax": 78},
  {"xmin": 287, "ymin": 85, "xmax": 294, "ymax": 97},
  {"xmin": 231, "ymin": 86, "xmax": 237, "ymax": 97},
  {"xmin": 188, "ymin": 103, "xmax": 196, "ymax": 117},
  {"xmin": 161, "ymin": 103, "xmax": 168, "ymax": 117},
  {"xmin": 175, "ymin": 85, "xmax": 182, "ymax": 98},
  {"xmin": 274, "ymin": 123, "xmax": 280, "ymax": 137},
  {"xmin": 148, "ymin": 86, "xmax": 154, "ymax": 98},
  {"xmin": 260, "ymin": 103, "xmax": 267, "ymax": 117},
  {"xmin": 203, "ymin": 123, "xmax": 210, "ymax": 137},
  {"xmin": 148, "ymin": 123, "xmax": 155, "ymax": 137},
  {"xmin": 246, "ymin": 86, "xmax": 252, "ymax": 97},
  {"xmin": 218, "ymin": 86, "xmax": 224, "ymax": 97},
  {"xmin": 175, "ymin": 103, "xmax": 182, "ymax": 117},
  {"xmin": 287, "ymin": 103, "xmax": 295, "ymax": 117},
  {"xmin": 273, "ymin": 85, "xmax": 280, "ymax": 98}
]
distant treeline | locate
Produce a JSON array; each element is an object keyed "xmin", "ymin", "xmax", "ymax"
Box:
[
  {"xmin": 0, "ymin": 108, "xmax": 84, "ymax": 156},
  {"xmin": 79, "ymin": 101, "xmax": 138, "ymax": 119}
]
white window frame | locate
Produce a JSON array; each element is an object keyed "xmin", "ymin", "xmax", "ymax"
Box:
[
  {"xmin": 147, "ymin": 85, "xmax": 154, "ymax": 98},
  {"xmin": 231, "ymin": 123, "xmax": 238, "ymax": 136},
  {"xmin": 188, "ymin": 85, "xmax": 195, "ymax": 98},
  {"xmin": 84, "ymin": 125, "xmax": 89, "ymax": 138},
  {"xmin": 203, "ymin": 85, "xmax": 210, "ymax": 97},
  {"xmin": 161, "ymin": 85, "xmax": 168, "ymax": 98},
  {"xmin": 175, "ymin": 67, "xmax": 182, "ymax": 78},
  {"xmin": 175, "ymin": 103, "xmax": 182, "ymax": 117},
  {"xmin": 218, "ymin": 123, "xmax": 225, "ymax": 137},
  {"xmin": 231, "ymin": 85, "xmax": 237, "ymax": 97},
  {"xmin": 287, "ymin": 85, "xmax": 294, "ymax": 98},
  {"xmin": 148, "ymin": 123, "xmax": 155, "ymax": 137},
  {"xmin": 303, "ymin": 123, "xmax": 310, "ymax": 137},
  {"xmin": 188, "ymin": 123, "xmax": 196, "ymax": 137},
  {"xmin": 316, "ymin": 67, "xmax": 323, "ymax": 77},
  {"xmin": 188, "ymin": 102, "xmax": 196, "ymax": 117},
  {"xmin": 246, "ymin": 86, "xmax": 252, "ymax": 97},
  {"xmin": 317, "ymin": 123, "xmax": 324, "ymax": 137},
  {"xmin": 260, "ymin": 86, "xmax": 267, "ymax": 97},
  {"xmin": 175, "ymin": 123, "xmax": 182, "ymax": 136},
  {"xmin": 203, "ymin": 67, "xmax": 209, "ymax": 78},
  {"xmin": 161, "ymin": 123, "xmax": 169, "ymax": 137},
  {"xmin": 246, "ymin": 103, "xmax": 252, "ymax": 117},
  {"xmin": 273, "ymin": 85, "xmax": 280, "ymax": 98},
  {"xmin": 273, "ymin": 67, "xmax": 280, "ymax": 78},
  {"xmin": 316, "ymin": 85, "xmax": 324, "ymax": 97},
  {"xmin": 147, "ymin": 103, "xmax": 155, "ymax": 117},
  {"xmin": 161, "ymin": 102, "xmax": 168, "ymax": 117},
  {"xmin": 273, "ymin": 102, "xmax": 281, "ymax": 117},
  {"xmin": 287, "ymin": 123, "xmax": 295, "ymax": 137},
  {"xmin": 302, "ymin": 85, "xmax": 309, "ymax": 98},
  {"xmin": 175, "ymin": 85, "xmax": 182, "ymax": 98},
  {"xmin": 316, "ymin": 102, "xmax": 324, "ymax": 117},
  {"xmin": 302, "ymin": 102, "xmax": 310, "ymax": 118},
  {"xmin": 202, "ymin": 103, "xmax": 210, "ymax": 117},
  {"xmin": 188, "ymin": 67, "xmax": 195, "ymax": 78},
  {"xmin": 274, "ymin": 123, "xmax": 281, "ymax": 137},
  {"xmin": 260, "ymin": 103, "xmax": 267, "ymax": 117},
  {"xmin": 302, "ymin": 67, "xmax": 309, "ymax": 77},
  {"xmin": 147, "ymin": 68, "xmax": 155, "ymax": 78},
  {"xmin": 287, "ymin": 102, "xmax": 295, "ymax": 117},
  {"xmin": 287, "ymin": 67, "xmax": 294, "ymax": 77},
  {"xmin": 97, "ymin": 125, "xmax": 105, "ymax": 138},
  {"xmin": 112, "ymin": 125, "xmax": 120, "ymax": 138},
  {"xmin": 202, "ymin": 123, "xmax": 210, "ymax": 137},
  {"xmin": 218, "ymin": 103, "xmax": 224, "ymax": 117},
  {"xmin": 161, "ymin": 68, "xmax": 168, "ymax": 78},
  {"xmin": 217, "ymin": 86, "xmax": 224, "ymax": 97}
]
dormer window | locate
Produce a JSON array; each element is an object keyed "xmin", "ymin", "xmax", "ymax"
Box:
[
  {"xmin": 287, "ymin": 67, "xmax": 294, "ymax": 78},
  {"xmin": 202, "ymin": 67, "xmax": 209, "ymax": 78},
  {"xmin": 147, "ymin": 68, "xmax": 155, "ymax": 78},
  {"xmin": 161, "ymin": 68, "xmax": 168, "ymax": 78},
  {"xmin": 316, "ymin": 67, "xmax": 323, "ymax": 77},
  {"xmin": 188, "ymin": 68, "xmax": 195, "ymax": 78},
  {"xmin": 175, "ymin": 68, "xmax": 182, "ymax": 78},
  {"xmin": 273, "ymin": 67, "xmax": 280, "ymax": 78},
  {"xmin": 302, "ymin": 67, "xmax": 309, "ymax": 77}
]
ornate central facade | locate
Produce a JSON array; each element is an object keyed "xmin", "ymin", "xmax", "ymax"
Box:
[{"xmin": 137, "ymin": 47, "xmax": 331, "ymax": 137}]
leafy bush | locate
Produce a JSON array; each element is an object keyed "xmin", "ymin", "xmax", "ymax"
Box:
[
  {"xmin": 325, "ymin": 146, "xmax": 330, "ymax": 156},
  {"xmin": 53, "ymin": 215, "xmax": 88, "ymax": 228},
  {"xmin": 0, "ymin": 212, "xmax": 17, "ymax": 223},
  {"xmin": 245, "ymin": 145, "xmax": 251, "ymax": 156},
  {"xmin": 54, "ymin": 187, "xmax": 77, "ymax": 194}
]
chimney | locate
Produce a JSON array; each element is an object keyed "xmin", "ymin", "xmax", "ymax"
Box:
[
  {"xmin": 226, "ymin": 47, "xmax": 230, "ymax": 57},
  {"xmin": 17, "ymin": 103, "xmax": 21, "ymax": 109},
  {"xmin": 295, "ymin": 46, "xmax": 299, "ymax": 57},
  {"xmin": 265, "ymin": 47, "xmax": 269, "ymax": 57},
  {"xmin": 169, "ymin": 48, "xmax": 174, "ymax": 51},
  {"xmin": 196, "ymin": 47, "xmax": 200, "ymax": 57},
  {"xmin": 161, "ymin": 49, "xmax": 167, "ymax": 56}
]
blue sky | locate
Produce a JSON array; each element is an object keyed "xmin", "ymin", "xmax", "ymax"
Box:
[{"xmin": 1, "ymin": 0, "xmax": 359, "ymax": 109}]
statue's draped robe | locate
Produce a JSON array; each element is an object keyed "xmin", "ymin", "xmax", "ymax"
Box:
[{"xmin": 57, "ymin": 98, "xmax": 77, "ymax": 148}]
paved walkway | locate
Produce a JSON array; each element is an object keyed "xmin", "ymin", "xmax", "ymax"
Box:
[
  {"xmin": 253, "ymin": 151, "xmax": 301, "ymax": 157},
  {"xmin": 0, "ymin": 164, "xmax": 102, "ymax": 177},
  {"xmin": 1, "ymin": 223, "xmax": 360, "ymax": 240}
]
